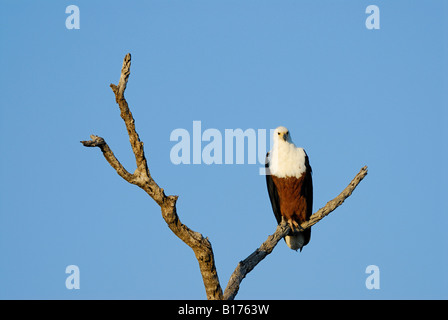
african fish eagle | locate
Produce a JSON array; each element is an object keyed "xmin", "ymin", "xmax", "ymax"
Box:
[{"xmin": 266, "ymin": 126, "xmax": 313, "ymax": 251}]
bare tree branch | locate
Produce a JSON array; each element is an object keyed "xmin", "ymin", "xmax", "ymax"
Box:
[
  {"xmin": 81, "ymin": 53, "xmax": 368, "ymax": 300},
  {"xmin": 223, "ymin": 166, "xmax": 368, "ymax": 300},
  {"xmin": 81, "ymin": 53, "xmax": 223, "ymax": 300},
  {"xmin": 81, "ymin": 134, "xmax": 135, "ymax": 182}
]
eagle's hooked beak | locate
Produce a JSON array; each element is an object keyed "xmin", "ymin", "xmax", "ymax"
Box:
[{"xmin": 282, "ymin": 133, "xmax": 287, "ymax": 141}]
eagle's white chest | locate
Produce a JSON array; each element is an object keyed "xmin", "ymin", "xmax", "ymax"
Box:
[{"xmin": 268, "ymin": 142, "xmax": 307, "ymax": 179}]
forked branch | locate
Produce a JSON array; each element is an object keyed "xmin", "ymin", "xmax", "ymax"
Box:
[{"xmin": 81, "ymin": 53, "xmax": 367, "ymax": 300}]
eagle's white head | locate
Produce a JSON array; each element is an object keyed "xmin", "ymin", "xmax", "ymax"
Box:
[
  {"xmin": 273, "ymin": 126, "xmax": 293, "ymax": 144},
  {"xmin": 268, "ymin": 126, "xmax": 306, "ymax": 178}
]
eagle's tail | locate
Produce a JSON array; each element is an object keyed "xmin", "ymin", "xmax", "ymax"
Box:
[{"xmin": 285, "ymin": 229, "xmax": 311, "ymax": 252}]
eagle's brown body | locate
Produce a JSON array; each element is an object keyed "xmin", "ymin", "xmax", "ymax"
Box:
[{"xmin": 271, "ymin": 175, "xmax": 309, "ymax": 225}]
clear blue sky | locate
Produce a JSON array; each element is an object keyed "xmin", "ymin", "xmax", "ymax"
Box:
[{"xmin": 0, "ymin": 1, "xmax": 447, "ymax": 299}]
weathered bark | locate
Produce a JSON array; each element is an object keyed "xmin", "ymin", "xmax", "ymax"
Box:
[
  {"xmin": 81, "ymin": 53, "xmax": 368, "ymax": 300},
  {"xmin": 81, "ymin": 54, "xmax": 223, "ymax": 300}
]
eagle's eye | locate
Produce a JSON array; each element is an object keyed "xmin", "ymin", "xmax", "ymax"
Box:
[{"xmin": 278, "ymin": 132, "xmax": 281, "ymax": 135}]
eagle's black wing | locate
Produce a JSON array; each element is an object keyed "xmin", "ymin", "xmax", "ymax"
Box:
[
  {"xmin": 300, "ymin": 151, "xmax": 313, "ymax": 248},
  {"xmin": 303, "ymin": 151, "xmax": 313, "ymax": 220},
  {"xmin": 265, "ymin": 152, "xmax": 282, "ymax": 224}
]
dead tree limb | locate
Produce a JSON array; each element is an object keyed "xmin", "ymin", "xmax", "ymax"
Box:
[
  {"xmin": 223, "ymin": 166, "xmax": 368, "ymax": 300},
  {"xmin": 81, "ymin": 53, "xmax": 368, "ymax": 300},
  {"xmin": 81, "ymin": 53, "xmax": 223, "ymax": 300}
]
